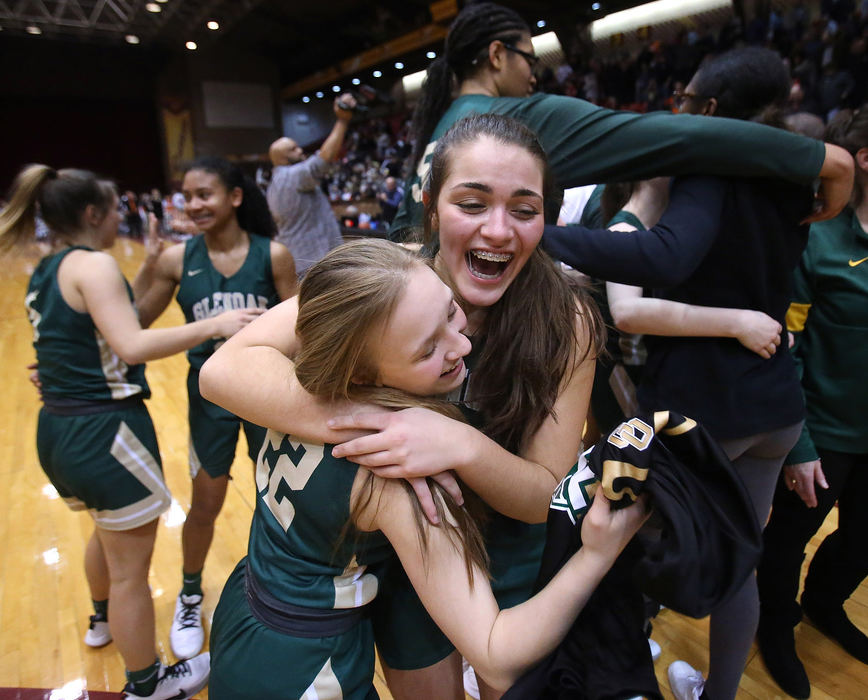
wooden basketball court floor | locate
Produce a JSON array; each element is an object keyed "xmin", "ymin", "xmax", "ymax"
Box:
[{"xmin": 0, "ymin": 238, "xmax": 866, "ymax": 699}]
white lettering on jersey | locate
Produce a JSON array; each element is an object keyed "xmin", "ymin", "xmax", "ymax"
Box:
[
  {"xmin": 256, "ymin": 429, "xmax": 325, "ymax": 532},
  {"xmin": 410, "ymin": 140, "xmax": 438, "ymax": 204},
  {"xmin": 25, "ymin": 290, "xmax": 41, "ymax": 341},
  {"xmin": 190, "ymin": 293, "xmax": 269, "ymax": 322}
]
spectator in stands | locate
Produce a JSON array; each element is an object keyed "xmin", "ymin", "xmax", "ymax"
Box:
[
  {"xmin": 266, "ymin": 94, "xmax": 356, "ymax": 278},
  {"xmin": 377, "ymin": 176, "xmax": 403, "ymax": 225}
]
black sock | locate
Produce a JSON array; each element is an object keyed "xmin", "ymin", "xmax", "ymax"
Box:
[
  {"xmin": 181, "ymin": 569, "xmax": 203, "ymax": 597},
  {"xmin": 92, "ymin": 598, "xmax": 108, "ymax": 620},
  {"xmin": 126, "ymin": 657, "xmax": 160, "ymax": 696}
]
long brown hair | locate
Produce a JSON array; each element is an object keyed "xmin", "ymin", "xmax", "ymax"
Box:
[
  {"xmin": 295, "ymin": 239, "xmax": 489, "ymax": 582},
  {"xmin": 0, "ymin": 164, "xmax": 116, "ymax": 251},
  {"xmin": 424, "ymin": 113, "xmax": 605, "ymax": 453}
]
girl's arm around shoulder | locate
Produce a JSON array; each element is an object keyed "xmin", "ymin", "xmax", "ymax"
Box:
[
  {"xmin": 356, "ymin": 469, "xmax": 649, "ymax": 691},
  {"xmin": 269, "ymin": 240, "xmax": 298, "ymax": 301},
  {"xmin": 199, "ymin": 297, "xmax": 361, "ymax": 442}
]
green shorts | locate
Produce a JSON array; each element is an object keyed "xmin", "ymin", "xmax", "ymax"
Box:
[
  {"xmin": 187, "ymin": 368, "xmax": 267, "ymax": 479},
  {"xmin": 36, "ymin": 402, "xmax": 170, "ymax": 531},
  {"xmin": 372, "ymin": 517, "xmax": 546, "ymax": 670},
  {"xmin": 209, "ymin": 560, "xmax": 380, "ymax": 699}
]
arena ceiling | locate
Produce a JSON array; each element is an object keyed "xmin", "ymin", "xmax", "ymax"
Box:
[{"xmin": 0, "ymin": 0, "xmax": 648, "ymax": 88}]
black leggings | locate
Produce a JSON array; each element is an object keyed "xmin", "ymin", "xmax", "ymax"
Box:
[{"xmin": 758, "ymin": 448, "xmax": 868, "ymax": 625}]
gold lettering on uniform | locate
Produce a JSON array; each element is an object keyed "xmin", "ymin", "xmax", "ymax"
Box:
[
  {"xmin": 607, "ymin": 417, "xmax": 653, "ymax": 450},
  {"xmin": 663, "ymin": 417, "xmax": 697, "ymax": 436},
  {"xmin": 653, "ymin": 411, "xmax": 670, "ymax": 431},
  {"xmin": 601, "ymin": 459, "xmax": 647, "ymax": 501}
]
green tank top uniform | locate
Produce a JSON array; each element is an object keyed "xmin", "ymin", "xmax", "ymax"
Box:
[
  {"xmin": 26, "ymin": 246, "xmax": 148, "ymax": 405},
  {"xmin": 209, "ymin": 429, "xmax": 393, "ymax": 699},
  {"xmin": 176, "ymin": 233, "xmax": 278, "ymax": 370},
  {"xmin": 27, "ymin": 246, "xmax": 169, "ymax": 531}
]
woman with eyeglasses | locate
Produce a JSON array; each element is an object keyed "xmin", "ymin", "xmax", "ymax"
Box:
[{"xmin": 388, "ymin": 2, "xmax": 852, "ymax": 243}]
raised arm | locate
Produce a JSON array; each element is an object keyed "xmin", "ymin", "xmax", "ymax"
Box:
[
  {"xmin": 132, "ymin": 242, "xmax": 184, "ymax": 327},
  {"xmin": 74, "ymin": 251, "xmax": 262, "ymax": 364},
  {"xmin": 318, "ymin": 94, "xmax": 356, "ymax": 163},
  {"xmin": 364, "ymin": 474, "xmax": 648, "ymax": 691}
]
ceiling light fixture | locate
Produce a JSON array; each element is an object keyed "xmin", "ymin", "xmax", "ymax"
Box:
[
  {"xmin": 426, "ymin": 51, "xmax": 436, "ymax": 59},
  {"xmin": 207, "ymin": 21, "xmax": 219, "ymax": 30},
  {"xmin": 316, "ymin": 91, "xmax": 324, "ymax": 98},
  {"xmin": 302, "ymin": 96, "xmax": 310, "ymax": 103},
  {"xmin": 352, "ymin": 78, "xmax": 360, "ymax": 85},
  {"xmin": 125, "ymin": 34, "xmax": 140, "ymax": 44},
  {"xmin": 25, "ymin": 25, "xmax": 42, "ymax": 34},
  {"xmin": 537, "ymin": 20, "xmax": 546, "ymax": 28},
  {"xmin": 332, "ymin": 85, "xmax": 341, "ymax": 92},
  {"xmin": 372, "ymin": 70, "xmax": 382, "ymax": 78},
  {"xmin": 394, "ymin": 61, "xmax": 404, "ymax": 69},
  {"xmin": 185, "ymin": 41, "xmax": 197, "ymax": 50},
  {"xmin": 145, "ymin": 3, "xmax": 161, "ymax": 13}
]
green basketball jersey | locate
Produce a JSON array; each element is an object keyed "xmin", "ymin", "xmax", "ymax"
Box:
[
  {"xmin": 26, "ymin": 246, "xmax": 149, "ymax": 402},
  {"xmin": 176, "ymin": 233, "xmax": 278, "ymax": 369},
  {"xmin": 247, "ymin": 429, "xmax": 393, "ymax": 610}
]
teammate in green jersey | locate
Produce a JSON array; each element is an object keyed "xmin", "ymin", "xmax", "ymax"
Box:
[
  {"xmin": 133, "ymin": 156, "xmax": 296, "ymax": 660},
  {"xmin": 207, "ymin": 238, "xmax": 648, "ymax": 699},
  {"xmin": 201, "ymin": 112, "xmax": 607, "ymax": 700},
  {"xmin": 1, "ymin": 164, "xmax": 263, "ymax": 699}
]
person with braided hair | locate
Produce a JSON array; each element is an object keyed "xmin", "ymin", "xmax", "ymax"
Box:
[{"xmin": 389, "ymin": 1, "xmax": 853, "ymax": 243}]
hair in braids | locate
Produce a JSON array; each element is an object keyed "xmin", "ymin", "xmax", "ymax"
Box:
[
  {"xmin": 409, "ymin": 1, "xmax": 530, "ymax": 170},
  {"xmin": 185, "ymin": 156, "xmax": 277, "ymax": 238},
  {"xmin": 825, "ymin": 105, "xmax": 868, "ymax": 208}
]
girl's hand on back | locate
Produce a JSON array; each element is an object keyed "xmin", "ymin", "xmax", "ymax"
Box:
[
  {"xmin": 735, "ymin": 310, "xmax": 782, "ymax": 358},
  {"xmin": 210, "ymin": 307, "xmax": 267, "ymax": 339},
  {"xmin": 579, "ymin": 492, "xmax": 650, "ymax": 565}
]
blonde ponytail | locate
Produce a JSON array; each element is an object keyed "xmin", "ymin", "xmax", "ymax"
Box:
[{"xmin": 0, "ymin": 164, "xmax": 56, "ymax": 251}]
